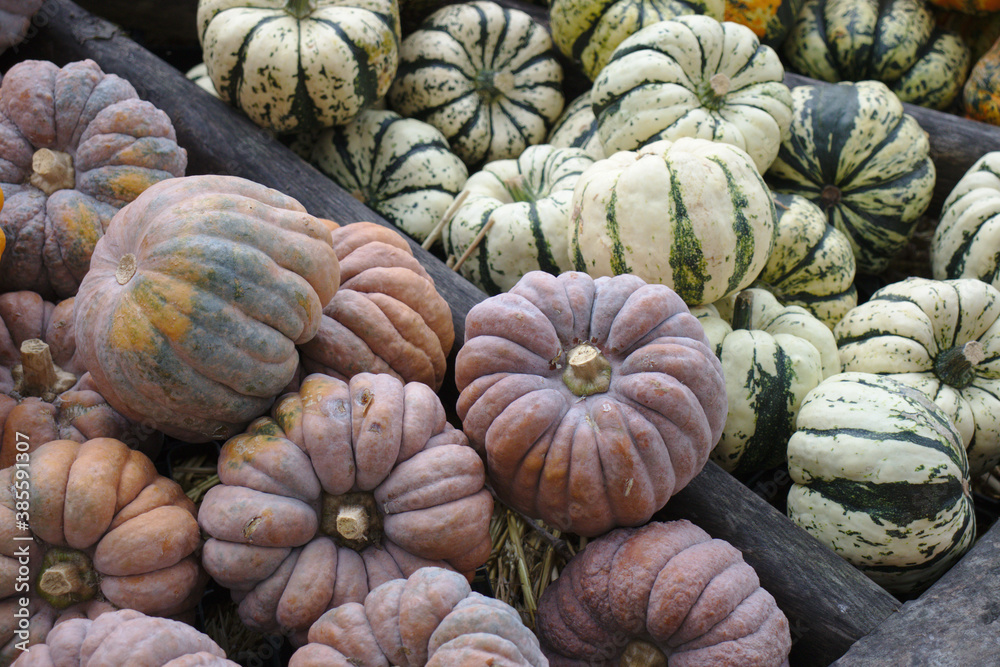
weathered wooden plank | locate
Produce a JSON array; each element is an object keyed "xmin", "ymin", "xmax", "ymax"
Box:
[
  {"xmin": 12, "ymin": 3, "xmax": 903, "ymax": 665},
  {"xmin": 831, "ymin": 518, "xmax": 1000, "ymax": 666}
]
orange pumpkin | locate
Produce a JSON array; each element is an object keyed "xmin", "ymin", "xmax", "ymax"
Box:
[
  {"xmin": 963, "ymin": 36, "xmax": 1000, "ymax": 125},
  {"xmin": 724, "ymin": 0, "xmax": 806, "ymax": 47},
  {"xmin": 928, "ymin": 0, "xmax": 1000, "ymax": 12}
]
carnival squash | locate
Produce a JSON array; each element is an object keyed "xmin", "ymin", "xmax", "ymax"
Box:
[
  {"xmin": 546, "ymin": 91, "xmax": 607, "ymax": 161},
  {"xmin": 933, "ymin": 151, "xmax": 1000, "ymax": 285},
  {"xmin": 455, "ymin": 270, "xmax": 726, "ymax": 537}
]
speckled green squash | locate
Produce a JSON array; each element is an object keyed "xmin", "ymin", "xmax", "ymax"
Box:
[
  {"xmin": 835, "ymin": 277, "xmax": 1000, "ymax": 477},
  {"xmin": 592, "ymin": 14, "xmax": 793, "ymax": 173},
  {"xmin": 571, "ymin": 137, "xmax": 777, "ymax": 307},
  {"xmin": 784, "ymin": 0, "xmax": 971, "ymax": 110},
  {"xmin": 185, "ymin": 63, "xmax": 220, "ymax": 99},
  {"xmin": 387, "ymin": 0, "xmax": 565, "ymax": 171},
  {"xmin": 549, "ymin": 0, "xmax": 725, "ymax": 81},
  {"xmin": 692, "ymin": 287, "xmax": 838, "ymax": 477},
  {"xmin": 197, "ymin": 0, "xmax": 401, "ymax": 133},
  {"xmin": 308, "ymin": 109, "xmax": 469, "ymax": 244},
  {"xmin": 758, "ymin": 193, "xmax": 857, "ymax": 328},
  {"xmin": 932, "ymin": 152, "xmax": 1000, "ymax": 286},
  {"xmin": 444, "ymin": 144, "xmax": 594, "ymax": 295},
  {"xmin": 786, "ymin": 372, "xmax": 976, "ymax": 596},
  {"xmin": 546, "ymin": 91, "xmax": 607, "ymax": 161},
  {"xmin": 765, "ymin": 81, "xmax": 936, "ymax": 276}
]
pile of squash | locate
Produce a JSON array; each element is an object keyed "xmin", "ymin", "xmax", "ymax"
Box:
[{"xmin": 3, "ymin": 0, "xmax": 1000, "ymax": 665}]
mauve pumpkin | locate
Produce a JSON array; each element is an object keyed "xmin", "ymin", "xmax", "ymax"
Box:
[
  {"xmin": 0, "ymin": 1, "xmax": 43, "ymax": 55},
  {"xmin": 0, "ymin": 58, "xmax": 187, "ymax": 299},
  {"xmin": 73, "ymin": 174, "xmax": 340, "ymax": 443},
  {"xmin": 455, "ymin": 271, "xmax": 727, "ymax": 537},
  {"xmin": 197, "ymin": 372, "xmax": 492, "ymax": 642}
]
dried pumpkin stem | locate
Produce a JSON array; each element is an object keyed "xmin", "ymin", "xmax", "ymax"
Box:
[
  {"xmin": 320, "ymin": 492, "xmax": 382, "ymax": 551},
  {"xmin": 620, "ymin": 639, "xmax": 669, "ymax": 666},
  {"xmin": 14, "ymin": 339, "xmax": 77, "ymax": 399},
  {"xmin": 285, "ymin": 0, "xmax": 315, "ymax": 20},
  {"xmin": 731, "ymin": 289, "xmax": 755, "ymax": 331},
  {"xmin": 562, "ymin": 343, "xmax": 612, "ymax": 397},
  {"xmin": 336, "ymin": 506, "xmax": 368, "ymax": 541},
  {"xmin": 935, "ymin": 340, "xmax": 985, "ymax": 389},
  {"xmin": 36, "ymin": 549, "xmax": 100, "ymax": 609},
  {"xmin": 30, "ymin": 148, "xmax": 75, "ymax": 195}
]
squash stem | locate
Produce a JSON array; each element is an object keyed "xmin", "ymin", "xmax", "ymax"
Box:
[
  {"xmin": 13, "ymin": 339, "xmax": 77, "ymax": 399},
  {"xmin": 285, "ymin": 0, "xmax": 315, "ymax": 19},
  {"xmin": 935, "ymin": 340, "xmax": 985, "ymax": 389},
  {"xmin": 36, "ymin": 549, "xmax": 100, "ymax": 609},
  {"xmin": 562, "ymin": 343, "xmax": 612, "ymax": 397},
  {"xmin": 30, "ymin": 148, "xmax": 75, "ymax": 195},
  {"xmin": 731, "ymin": 290, "xmax": 755, "ymax": 331},
  {"xmin": 620, "ymin": 639, "xmax": 669, "ymax": 666},
  {"xmin": 320, "ymin": 491, "xmax": 383, "ymax": 551}
]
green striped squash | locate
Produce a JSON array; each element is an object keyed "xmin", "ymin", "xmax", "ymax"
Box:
[
  {"xmin": 692, "ymin": 287, "xmax": 839, "ymax": 477},
  {"xmin": 765, "ymin": 80, "xmax": 936, "ymax": 276},
  {"xmin": 758, "ymin": 193, "xmax": 857, "ymax": 329},
  {"xmin": 546, "ymin": 91, "xmax": 607, "ymax": 161},
  {"xmin": 308, "ymin": 109, "xmax": 469, "ymax": 244},
  {"xmin": 185, "ymin": 63, "xmax": 220, "ymax": 99},
  {"xmin": 786, "ymin": 372, "xmax": 975, "ymax": 596},
  {"xmin": 592, "ymin": 14, "xmax": 793, "ymax": 173},
  {"xmin": 570, "ymin": 137, "xmax": 777, "ymax": 307},
  {"xmin": 445, "ymin": 144, "xmax": 594, "ymax": 295},
  {"xmin": 549, "ymin": 0, "xmax": 724, "ymax": 81},
  {"xmin": 932, "ymin": 152, "xmax": 1000, "ymax": 287},
  {"xmin": 784, "ymin": 0, "xmax": 971, "ymax": 110},
  {"xmin": 197, "ymin": 0, "xmax": 400, "ymax": 133},
  {"xmin": 387, "ymin": 0, "xmax": 565, "ymax": 171},
  {"xmin": 835, "ymin": 277, "xmax": 1000, "ymax": 477}
]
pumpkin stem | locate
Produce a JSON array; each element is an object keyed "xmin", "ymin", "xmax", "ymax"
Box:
[
  {"xmin": 12, "ymin": 339, "xmax": 77, "ymax": 400},
  {"xmin": 935, "ymin": 340, "xmax": 985, "ymax": 389},
  {"xmin": 36, "ymin": 549, "xmax": 100, "ymax": 609},
  {"xmin": 820, "ymin": 184, "xmax": 842, "ymax": 209},
  {"xmin": 320, "ymin": 491, "xmax": 383, "ymax": 551},
  {"xmin": 284, "ymin": 0, "xmax": 315, "ymax": 19},
  {"xmin": 475, "ymin": 69, "xmax": 515, "ymax": 102},
  {"xmin": 503, "ymin": 174, "xmax": 537, "ymax": 202},
  {"xmin": 30, "ymin": 148, "xmax": 75, "ymax": 195},
  {"xmin": 620, "ymin": 639, "xmax": 669, "ymax": 666},
  {"xmin": 699, "ymin": 73, "xmax": 732, "ymax": 111},
  {"xmin": 116, "ymin": 253, "xmax": 137, "ymax": 285},
  {"xmin": 731, "ymin": 290, "xmax": 755, "ymax": 331},
  {"xmin": 562, "ymin": 343, "xmax": 612, "ymax": 397}
]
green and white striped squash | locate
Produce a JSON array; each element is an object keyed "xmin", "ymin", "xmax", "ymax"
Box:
[
  {"xmin": 835, "ymin": 277, "xmax": 1000, "ymax": 477},
  {"xmin": 932, "ymin": 152, "xmax": 1000, "ymax": 288},
  {"xmin": 387, "ymin": 0, "xmax": 565, "ymax": 171},
  {"xmin": 549, "ymin": 0, "xmax": 724, "ymax": 81},
  {"xmin": 570, "ymin": 137, "xmax": 777, "ymax": 307},
  {"xmin": 783, "ymin": 0, "xmax": 971, "ymax": 111},
  {"xmin": 758, "ymin": 193, "xmax": 857, "ymax": 329},
  {"xmin": 786, "ymin": 372, "xmax": 975, "ymax": 597},
  {"xmin": 196, "ymin": 0, "xmax": 401, "ymax": 133},
  {"xmin": 307, "ymin": 109, "xmax": 469, "ymax": 244},
  {"xmin": 692, "ymin": 287, "xmax": 839, "ymax": 477},
  {"xmin": 765, "ymin": 80, "xmax": 936, "ymax": 276},
  {"xmin": 546, "ymin": 91, "xmax": 607, "ymax": 161},
  {"xmin": 444, "ymin": 144, "xmax": 595, "ymax": 295},
  {"xmin": 591, "ymin": 14, "xmax": 793, "ymax": 173},
  {"xmin": 185, "ymin": 63, "xmax": 220, "ymax": 99}
]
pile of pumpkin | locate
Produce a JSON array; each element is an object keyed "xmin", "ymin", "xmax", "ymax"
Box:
[{"xmin": 3, "ymin": 0, "xmax": 1000, "ymax": 665}]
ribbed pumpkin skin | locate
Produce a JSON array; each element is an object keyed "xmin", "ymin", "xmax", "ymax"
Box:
[
  {"xmin": 536, "ymin": 520, "xmax": 792, "ymax": 666},
  {"xmin": 297, "ymin": 222, "xmax": 454, "ymax": 392},
  {"xmin": 387, "ymin": 0, "xmax": 565, "ymax": 171},
  {"xmin": 962, "ymin": 36, "xmax": 1000, "ymax": 125},
  {"xmin": 835, "ymin": 277, "xmax": 1000, "ymax": 477},
  {"xmin": 0, "ymin": 59, "xmax": 188, "ymax": 299},
  {"xmin": 309, "ymin": 110, "xmax": 468, "ymax": 245},
  {"xmin": 592, "ymin": 14, "xmax": 793, "ymax": 173},
  {"xmin": 786, "ymin": 372, "xmax": 976, "ymax": 596},
  {"xmin": 197, "ymin": 0, "xmax": 400, "ymax": 133},
  {"xmin": 289, "ymin": 567, "xmax": 545, "ymax": 667},
  {"xmin": 693, "ymin": 288, "xmax": 839, "ymax": 477},
  {"xmin": 933, "ymin": 152, "xmax": 1000, "ymax": 284},
  {"xmin": 765, "ymin": 81, "xmax": 935, "ymax": 276},
  {"xmin": 74, "ymin": 175, "xmax": 340, "ymax": 443},
  {"xmin": 0, "ymin": 292, "xmax": 80, "ymax": 394},
  {"xmin": 784, "ymin": 0, "xmax": 971, "ymax": 110},
  {"xmin": 549, "ymin": 0, "xmax": 725, "ymax": 81},
  {"xmin": 455, "ymin": 271, "xmax": 726, "ymax": 537},
  {"xmin": 546, "ymin": 91, "xmax": 607, "ymax": 161},
  {"xmin": 724, "ymin": 0, "xmax": 806, "ymax": 47},
  {"xmin": 0, "ymin": 1, "xmax": 43, "ymax": 53},
  {"xmin": 198, "ymin": 373, "xmax": 493, "ymax": 641},
  {"xmin": 760, "ymin": 193, "xmax": 857, "ymax": 328},
  {"xmin": 11, "ymin": 609, "xmax": 239, "ymax": 667},
  {"xmin": 572, "ymin": 137, "xmax": 777, "ymax": 307},
  {"xmin": 444, "ymin": 144, "xmax": 595, "ymax": 295}
]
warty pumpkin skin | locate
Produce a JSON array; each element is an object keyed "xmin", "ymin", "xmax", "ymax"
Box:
[
  {"xmin": 0, "ymin": 59, "xmax": 188, "ymax": 299},
  {"xmin": 296, "ymin": 221, "xmax": 454, "ymax": 393},
  {"xmin": 10, "ymin": 608, "xmax": 239, "ymax": 667},
  {"xmin": 0, "ymin": 438, "xmax": 207, "ymax": 659},
  {"xmin": 73, "ymin": 174, "xmax": 340, "ymax": 443},
  {"xmin": 289, "ymin": 566, "xmax": 545, "ymax": 667},
  {"xmin": 455, "ymin": 270, "xmax": 727, "ymax": 538},
  {"xmin": 197, "ymin": 372, "xmax": 493, "ymax": 642},
  {"xmin": 535, "ymin": 520, "xmax": 792, "ymax": 666}
]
